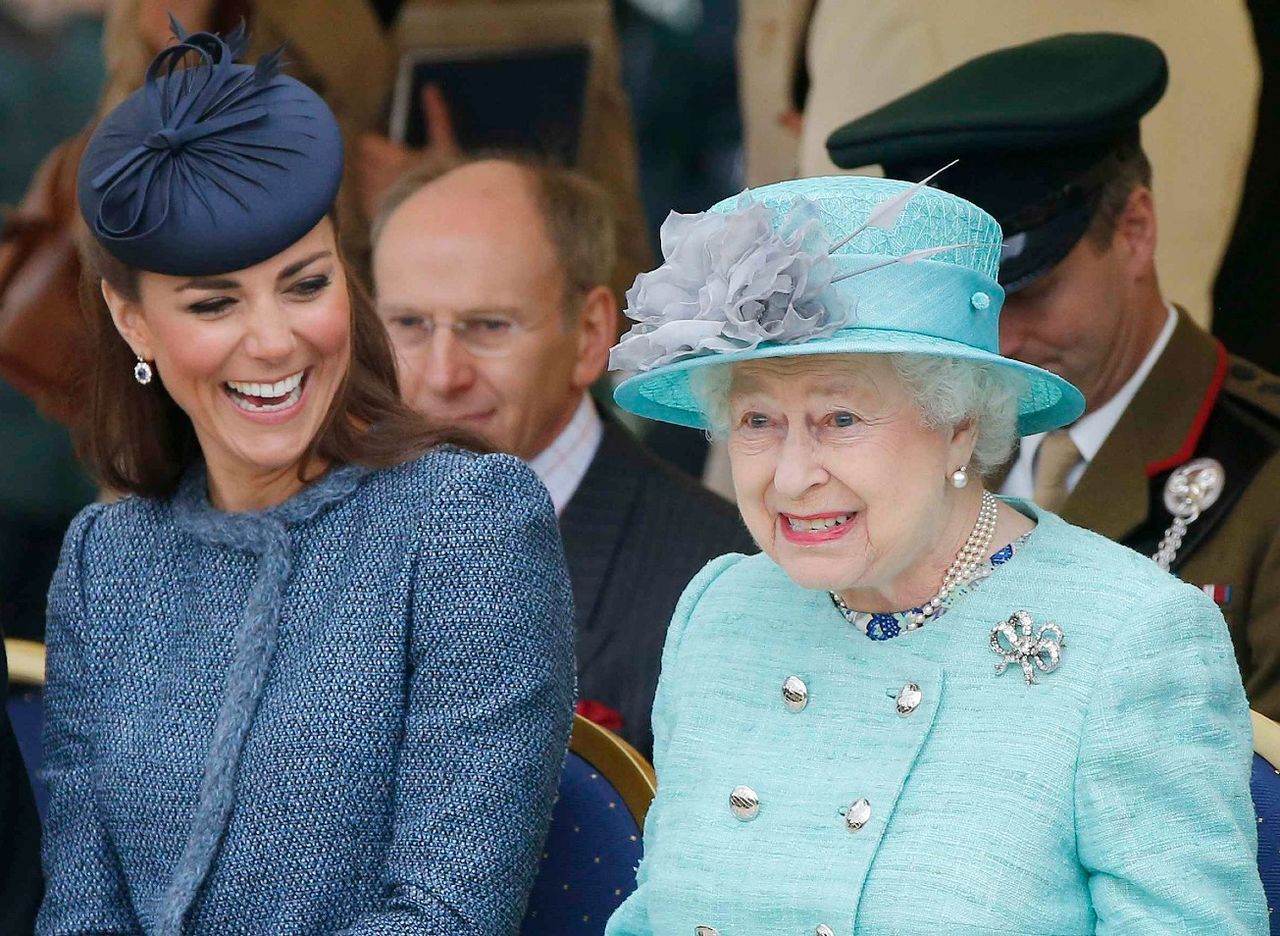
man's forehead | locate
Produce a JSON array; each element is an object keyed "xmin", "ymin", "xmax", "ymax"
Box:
[{"xmin": 399, "ymin": 163, "xmax": 540, "ymax": 228}]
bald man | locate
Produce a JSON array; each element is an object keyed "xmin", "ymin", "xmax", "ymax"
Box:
[{"xmin": 371, "ymin": 157, "xmax": 753, "ymax": 757}]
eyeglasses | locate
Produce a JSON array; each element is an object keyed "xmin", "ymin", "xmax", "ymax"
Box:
[{"xmin": 380, "ymin": 309, "xmax": 538, "ymax": 358}]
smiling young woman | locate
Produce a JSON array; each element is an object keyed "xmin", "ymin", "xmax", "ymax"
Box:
[
  {"xmin": 78, "ymin": 214, "xmax": 448, "ymax": 507},
  {"xmin": 76, "ymin": 211, "xmax": 465, "ymax": 509},
  {"xmin": 38, "ymin": 22, "xmax": 574, "ymax": 936}
]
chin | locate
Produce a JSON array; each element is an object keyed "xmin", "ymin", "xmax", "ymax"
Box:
[
  {"xmin": 772, "ymin": 551, "xmax": 859, "ymax": 594},
  {"xmin": 225, "ymin": 429, "xmax": 316, "ymax": 474}
]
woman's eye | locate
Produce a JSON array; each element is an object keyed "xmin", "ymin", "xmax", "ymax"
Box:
[
  {"xmin": 188, "ymin": 297, "xmax": 234, "ymax": 315},
  {"xmin": 829, "ymin": 411, "xmax": 858, "ymax": 429},
  {"xmin": 742, "ymin": 413, "xmax": 770, "ymax": 430},
  {"xmin": 290, "ymin": 275, "xmax": 330, "ymax": 297}
]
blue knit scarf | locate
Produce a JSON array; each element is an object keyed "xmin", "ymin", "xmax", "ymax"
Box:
[{"xmin": 158, "ymin": 462, "xmax": 368, "ymax": 934}]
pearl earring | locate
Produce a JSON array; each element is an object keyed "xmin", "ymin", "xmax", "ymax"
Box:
[
  {"xmin": 133, "ymin": 356, "xmax": 153, "ymax": 386},
  {"xmin": 950, "ymin": 465, "xmax": 969, "ymax": 489}
]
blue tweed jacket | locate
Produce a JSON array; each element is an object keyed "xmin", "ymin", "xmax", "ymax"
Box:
[
  {"xmin": 37, "ymin": 449, "xmax": 576, "ymax": 935},
  {"xmin": 607, "ymin": 504, "xmax": 1266, "ymax": 935}
]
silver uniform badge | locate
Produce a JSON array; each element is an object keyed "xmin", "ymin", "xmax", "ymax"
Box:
[
  {"xmin": 1152, "ymin": 457, "xmax": 1226, "ymax": 572},
  {"xmin": 991, "ymin": 610, "xmax": 1064, "ymax": 685}
]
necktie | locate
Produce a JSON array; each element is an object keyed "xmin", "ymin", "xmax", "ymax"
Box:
[{"xmin": 1033, "ymin": 429, "xmax": 1081, "ymax": 514}]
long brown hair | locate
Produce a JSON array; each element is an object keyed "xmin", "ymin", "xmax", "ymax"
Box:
[{"xmin": 76, "ymin": 219, "xmax": 482, "ymax": 499}]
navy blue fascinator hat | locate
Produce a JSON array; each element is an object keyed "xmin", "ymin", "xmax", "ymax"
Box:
[{"xmin": 78, "ymin": 18, "xmax": 343, "ymax": 276}]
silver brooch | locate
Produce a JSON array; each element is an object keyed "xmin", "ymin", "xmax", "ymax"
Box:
[
  {"xmin": 990, "ymin": 610, "xmax": 1064, "ymax": 685},
  {"xmin": 1152, "ymin": 457, "xmax": 1226, "ymax": 572}
]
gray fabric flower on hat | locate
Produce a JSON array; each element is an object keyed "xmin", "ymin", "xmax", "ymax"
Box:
[{"xmin": 609, "ymin": 195, "xmax": 852, "ymax": 373}]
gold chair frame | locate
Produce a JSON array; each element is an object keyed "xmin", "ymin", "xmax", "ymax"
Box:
[
  {"xmin": 4, "ymin": 638, "xmax": 45, "ymax": 688},
  {"xmin": 568, "ymin": 714, "xmax": 656, "ymax": 826},
  {"xmin": 1252, "ymin": 710, "xmax": 1280, "ymax": 769}
]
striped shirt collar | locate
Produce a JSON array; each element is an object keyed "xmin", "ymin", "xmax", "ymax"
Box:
[{"xmin": 528, "ymin": 394, "xmax": 604, "ymax": 515}]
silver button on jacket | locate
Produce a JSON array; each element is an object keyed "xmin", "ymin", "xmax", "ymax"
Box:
[
  {"xmin": 782, "ymin": 675, "xmax": 809, "ymax": 712},
  {"xmin": 695, "ymin": 926, "xmax": 721, "ymax": 936},
  {"xmin": 816, "ymin": 925, "xmax": 836, "ymax": 936},
  {"xmin": 730, "ymin": 785, "xmax": 760, "ymax": 821},
  {"xmin": 896, "ymin": 682, "xmax": 922, "ymax": 716},
  {"xmin": 844, "ymin": 797, "xmax": 872, "ymax": 832}
]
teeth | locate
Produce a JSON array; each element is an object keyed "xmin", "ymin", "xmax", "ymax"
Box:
[
  {"xmin": 228, "ymin": 384, "xmax": 303, "ymax": 413},
  {"xmin": 787, "ymin": 514, "xmax": 852, "ymax": 532},
  {"xmin": 226, "ymin": 370, "xmax": 304, "ymax": 399}
]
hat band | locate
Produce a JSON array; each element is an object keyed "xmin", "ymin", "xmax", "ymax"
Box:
[{"xmin": 823, "ymin": 255, "xmax": 1003, "ymax": 357}]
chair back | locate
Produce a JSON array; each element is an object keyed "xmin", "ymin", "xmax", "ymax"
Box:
[
  {"xmin": 1251, "ymin": 710, "xmax": 1280, "ymax": 933},
  {"xmin": 4, "ymin": 637, "xmax": 46, "ymax": 819},
  {"xmin": 521, "ymin": 714, "xmax": 656, "ymax": 935}
]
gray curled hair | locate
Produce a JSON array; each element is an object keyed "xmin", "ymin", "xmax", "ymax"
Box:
[{"xmin": 690, "ymin": 354, "xmax": 1026, "ymax": 477}]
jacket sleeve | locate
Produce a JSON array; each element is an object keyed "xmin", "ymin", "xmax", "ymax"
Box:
[
  {"xmin": 1074, "ymin": 582, "xmax": 1267, "ymax": 935},
  {"xmin": 605, "ymin": 553, "xmax": 745, "ymax": 936},
  {"xmin": 339, "ymin": 454, "xmax": 576, "ymax": 935},
  {"xmin": 37, "ymin": 504, "xmax": 142, "ymax": 935}
]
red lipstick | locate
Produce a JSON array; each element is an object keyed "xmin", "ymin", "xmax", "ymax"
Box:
[{"xmin": 778, "ymin": 511, "xmax": 856, "ymax": 546}]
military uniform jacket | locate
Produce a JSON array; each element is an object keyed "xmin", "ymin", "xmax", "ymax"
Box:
[
  {"xmin": 606, "ymin": 506, "xmax": 1264, "ymax": 935},
  {"xmin": 1056, "ymin": 308, "xmax": 1280, "ymax": 718}
]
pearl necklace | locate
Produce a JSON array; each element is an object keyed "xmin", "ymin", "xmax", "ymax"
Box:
[{"xmin": 831, "ymin": 490, "xmax": 1000, "ymax": 636}]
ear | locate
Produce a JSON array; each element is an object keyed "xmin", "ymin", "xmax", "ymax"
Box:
[
  {"xmin": 1114, "ymin": 185, "xmax": 1158, "ymax": 273},
  {"xmin": 570, "ymin": 284, "xmax": 618, "ymax": 390},
  {"xmin": 946, "ymin": 416, "xmax": 979, "ymax": 473},
  {"xmin": 101, "ymin": 279, "xmax": 154, "ymax": 361}
]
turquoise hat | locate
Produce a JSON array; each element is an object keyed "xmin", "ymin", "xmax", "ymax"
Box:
[{"xmin": 609, "ymin": 174, "xmax": 1084, "ymax": 435}]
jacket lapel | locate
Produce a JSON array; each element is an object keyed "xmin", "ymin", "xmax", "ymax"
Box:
[{"xmin": 1063, "ymin": 308, "xmax": 1222, "ymax": 541}]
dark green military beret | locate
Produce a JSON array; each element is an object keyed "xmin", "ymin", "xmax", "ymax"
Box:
[{"xmin": 825, "ymin": 33, "xmax": 1168, "ymax": 291}]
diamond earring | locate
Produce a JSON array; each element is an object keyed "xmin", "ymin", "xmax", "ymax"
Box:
[
  {"xmin": 950, "ymin": 465, "xmax": 969, "ymax": 489},
  {"xmin": 133, "ymin": 356, "xmax": 153, "ymax": 385}
]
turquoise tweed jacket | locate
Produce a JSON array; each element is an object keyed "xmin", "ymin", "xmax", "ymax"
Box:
[
  {"xmin": 38, "ymin": 449, "xmax": 575, "ymax": 935},
  {"xmin": 607, "ymin": 504, "xmax": 1265, "ymax": 935}
]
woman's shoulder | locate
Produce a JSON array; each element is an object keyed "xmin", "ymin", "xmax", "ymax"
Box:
[
  {"xmin": 1016, "ymin": 509, "xmax": 1226, "ymax": 639},
  {"xmin": 674, "ymin": 551, "xmax": 800, "ymax": 624},
  {"xmin": 63, "ymin": 494, "xmax": 170, "ymax": 559},
  {"xmin": 364, "ymin": 446, "xmax": 550, "ymax": 514},
  {"xmin": 47, "ymin": 496, "xmax": 174, "ymax": 625}
]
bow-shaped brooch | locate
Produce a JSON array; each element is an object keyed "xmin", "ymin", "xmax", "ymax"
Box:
[{"xmin": 990, "ymin": 610, "xmax": 1064, "ymax": 685}]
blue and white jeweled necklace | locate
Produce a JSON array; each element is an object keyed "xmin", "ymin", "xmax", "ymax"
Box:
[{"xmin": 830, "ymin": 490, "xmax": 1007, "ymax": 640}]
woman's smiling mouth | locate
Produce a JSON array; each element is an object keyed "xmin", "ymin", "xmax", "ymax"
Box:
[
  {"xmin": 778, "ymin": 511, "xmax": 857, "ymax": 544},
  {"xmin": 224, "ymin": 369, "xmax": 308, "ymax": 414}
]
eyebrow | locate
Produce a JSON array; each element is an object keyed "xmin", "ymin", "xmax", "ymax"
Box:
[
  {"xmin": 376, "ymin": 303, "xmax": 526, "ymax": 319},
  {"xmin": 279, "ymin": 250, "xmax": 331, "ymax": 280},
  {"xmin": 730, "ymin": 375, "xmax": 877, "ymax": 402},
  {"xmin": 176, "ymin": 250, "xmax": 332, "ymax": 291}
]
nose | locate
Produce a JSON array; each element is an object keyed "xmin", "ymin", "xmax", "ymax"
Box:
[
  {"xmin": 773, "ymin": 425, "xmax": 829, "ymax": 499},
  {"xmin": 243, "ymin": 299, "xmax": 297, "ymax": 361},
  {"xmin": 423, "ymin": 330, "xmax": 476, "ymax": 396}
]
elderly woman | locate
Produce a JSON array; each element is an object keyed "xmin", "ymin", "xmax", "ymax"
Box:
[
  {"xmin": 38, "ymin": 24, "xmax": 574, "ymax": 935},
  {"xmin": 604, "ymin": 176, "xmax": 1265, "ymax": 934}
]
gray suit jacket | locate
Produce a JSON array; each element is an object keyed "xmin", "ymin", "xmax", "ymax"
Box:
[{"xmin": 560, "ymin": 420, "xmax": 755, "ymax": 758}]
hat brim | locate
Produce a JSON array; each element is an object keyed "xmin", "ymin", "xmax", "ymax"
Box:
[
  {"xmin": 614, "ymin": 327, "xmax": 1084, "ymax": 437},
  {"xmin": 999, "ymin": 199, "xmax": 1094, "ymax": 293}
]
